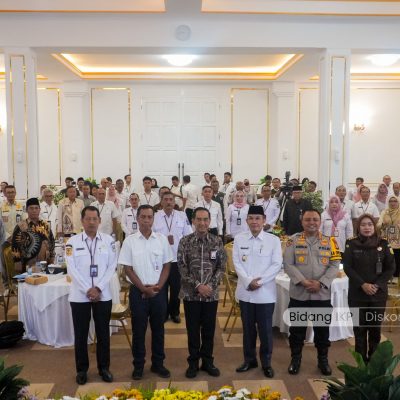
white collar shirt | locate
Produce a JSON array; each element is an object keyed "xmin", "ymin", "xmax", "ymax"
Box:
[
  {"xmin": 153, "ymin": 210, "xmax": 193, "ymax": 261},
  {"xmin": 138, "ymin": 191, "xmax": 160, "ymax": 207},
  {"xmin": 194, "ymin": 200, "xmax": 223, "ymax": 234},
  {"xmin": 183, "ymin": 183, "xmax": 199, "ymax": 209},
  {"xmin": 233, "ymin": 230, "xmax": 283, "ymax": 304},
  {"xmin": 255, "ymin": 198, "xmax": 280, "ymax": 228},
  {"xmin": 351, "ymin": 200, "xmax": 380, "ymax": 219},
  {"xmin": 91, "ymin": 200, "xmax": 120, "ymax": 235},
  {"xmin": 320, "ymin": 210, "xmax": 353, "ymax": 252},
  {"xmin": 221, "ymin": 182, "xmax": 235, "ymax": 194},
  {"xmin": 121, "ymin": 207, "xmax": 139, "ymax": 236},
  {"xmin": 340, "ymin": 199, "xmax": 354, "ymax": 215},
  {"xmin": 170, "ymin": 184, "xmax": 184, "ymax": 208},
  {"xmin": 118, "ymin": 230, "xmax": 173, "ymax": 285},
  {"xmin": 225, "ymin": 204, "xmax": 250, "ymax": 237},
  {"xmin": 40, "ymin": 201, "xmax": 58, "ymax": 236},
  {"xmin": 65, "ymin": 231, "xmax": 117, "ymax": 302},
  {"xmin": 123, "ymin": 184, "xmax": 134, "ymax": 196}
]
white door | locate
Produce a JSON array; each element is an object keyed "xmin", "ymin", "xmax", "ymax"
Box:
[{"xmin": 141, "ymin": 96, "xmax": 219, "ymax": 188}]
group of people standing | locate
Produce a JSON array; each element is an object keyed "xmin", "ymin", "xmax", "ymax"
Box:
[{"xmin": 0, "ymin": 172, "xmax": 398, "ymax": 384}]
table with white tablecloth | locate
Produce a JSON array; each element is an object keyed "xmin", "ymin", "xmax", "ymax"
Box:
[
  {"xmin": 272, "ymin": 272, "xmax": 353, "ymax": 341},
  {"xmin": 18, "ymin": 272, "xmax": 121, "ymax": 348}
]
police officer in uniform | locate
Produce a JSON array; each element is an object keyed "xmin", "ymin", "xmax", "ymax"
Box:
[
  {"xmin": 284, "ymin": 209, "xmax": 341, "ymax": 375},
  {"xmin": 65, "ymin": 206, "xmax": 117, "ymax": 385},
  {"xmin": 153, "ymin": 191, "xmax": 192, "ymax": 323}
]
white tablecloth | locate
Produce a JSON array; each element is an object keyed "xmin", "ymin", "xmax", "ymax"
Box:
[
  {"xmin": 18, "ymin": 272, "xmax": 121, "ymax": 348},
  {"xmin": 272, "ymin": 272, "xmax": 353, "ymax": 341}
]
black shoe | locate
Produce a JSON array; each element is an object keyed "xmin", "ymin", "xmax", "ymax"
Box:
[
  {"xmin": 185, "ymin": 364, "xmax": 199, "ymax": 378},
  {"xmin": 263, "ymin": 366, "xmax": 274, "ymax": 378},
  {"xmin": 318, "ymin": 361, "xmax": 332, "ymax": 376},
  {"xmin": 288, "ymin": 358, "xmax": 301, "ymax": 375},
  {"xmin": 132, "ymin": 368, "xmax": 143, "ymax": 380},
  {"xmin": 151, "ymin": 365, "xmax": 171, "ymax": 378},
  {"xmin": 98, "ymin": 369, "xmax": 113, "ymax": 382},
  {"xmin": 76, "ymin": 372, "xmax": 87, "ymax": 385},
  {"xmin": 201, "ymin": 363, "xmax": 220, "ymax": 377},
  {"xmin": 171, "ymin": 315, "xmax": 181, "ymax": 324},
  {"xmin": 236, "ymin": 361, "xmax": 258, "ymax": 373}
]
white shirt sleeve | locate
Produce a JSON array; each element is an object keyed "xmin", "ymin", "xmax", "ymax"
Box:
[
  {"xmin": 216, "ymin": 203, "xmax": 223, "ymax": 235},
  {"xmin": 65, "ymin": 239, "xmax": 91, "ymax": 294},
  {"xmin": 121, "ymin": 209, "xmax": 130, "ymax": 235},
  {"xmin": 161, "ymin": 234, "xmax": 174, "ymax": 264},
  {"xmin": 232, "ymin": 237, "xmax": 253, "ymax": 288},
  {"xmin": 269, "ymin": 200, "xmax": 280, "ymax": 226},
  {"xmin": 225, "ymin": 205, "xmax": 232, "ymax": 235},
  {"xmin": 259, "ymin": 236, "xmax": 283, "ymax": 285},
  {"xmin": 118, "ymin": 238, "xmax": 133, "ymax": 267}
]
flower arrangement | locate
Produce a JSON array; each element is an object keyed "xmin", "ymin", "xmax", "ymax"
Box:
[
  {"xmin": 21, "ymin": 386, "xmax": 304, "ymax": 400},
  {"xmin": 47, "ymin": 184, "xmax": 65, "ymax": 206},
  {"xmin": 301, "ymin": 181, "xmax": 324, "ymax": 213}
]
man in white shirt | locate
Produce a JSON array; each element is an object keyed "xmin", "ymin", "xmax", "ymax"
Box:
[
  {"xmin": 124, "ymin": 174, "xmax": 134, "ymax": 196},
  {"xmin": 335, "ymin": 185, "xmax": 354, "ymax": 215},
  {"xmin": 221, "ymin": 172, "xmax": 235, "ymax": 195},
  {"xmin": 204, "ymin": 172, "xmax": 212, "ymax": 186},
  {"xmin": 255, "ymin": 185, "xmax": 280, "ymax": 231},
  {"xmin": 351, "ymin": 186, "xmax": 380, "ymax": 230},
  {"xmin": 383, "ymin": 175, "xmax": 394, "ymax": 196},
  {"xmin": 138, "ymin": 176, "xmax": 160, "ymax": 207},
  {"xmin": 256, "ymin": 175, "xmax": 273, "ymax": 199},
  {"xmin": 79, "ymin": 184, "xmax": 96, "ymax": 208},
  {"xmin": 118, "ymin": 205, "xmax": 173, "ymax": 380},
  {"xmin": 91, "ymin": 188, "xmax": 120, "ymax": 236},
  {"xmin": 182, "ymin": 175, "xmax": 199, "ymax": 224},
  {"xmin": 194, "ymin": 186, "xmax": 223, "ymax": 236},
  {"xmin": 170, "ymin": 176, "xmax": 186, "ymax": 210},
  {"xmin": 153, "ymin": 192, "xmax": 192, "ymax": 323},
  {"xmin": 65, "ymin": 206, "xmax": 117, "ymax": 385},
  {"xmin": 121, "ymin": 193, "xmax": 140, "ymax": 236},
  {"xmin": 233, "ymin": 205, "xmax": 282, "ymax": 378},
  {"xmin": 115, "ymin": 179, "xmax": 129, "ymax": 209},
  {"xmin": 40, "ymin": 189, "xmax": 58, "ymax": 236}
]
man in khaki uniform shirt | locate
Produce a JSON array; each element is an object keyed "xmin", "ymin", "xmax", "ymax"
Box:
[
  {"xmin": 56, "ymin": 186, "xmax": 84, "ymax": 237},
  {"xmin": 0, "ymin": 185, "xmax": 25, "ymax": 239},
  {"xmin": 284, "ymin": 209, "xmax": 340, "ymax": 376}
]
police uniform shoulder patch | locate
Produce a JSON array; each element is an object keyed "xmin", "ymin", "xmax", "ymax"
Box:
[{"xmin": 65, "ymin": 244, "xmax": 73, "ymax": 257}]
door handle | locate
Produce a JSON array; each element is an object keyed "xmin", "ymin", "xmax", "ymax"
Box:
[
  {"xmin": 182, "ymin": 162, "xmax": 185, "ymax": 177},
  {"xmin": 178, "ymin": 163, "xmax": 181, "ymax": 179}
]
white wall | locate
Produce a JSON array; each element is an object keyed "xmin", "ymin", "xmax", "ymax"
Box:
[{"xmin": 0, "ymin": 86, "xmax": 7, "ymax": 182}]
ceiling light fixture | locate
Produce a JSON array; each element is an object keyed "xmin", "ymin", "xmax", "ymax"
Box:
[
  {"xmin": 367, "ymin": 54, "xmax": 400, "ymax": 67},
  {"xmin": 163, "ymin": 55, "xmax": 195, "ymax": 67}
]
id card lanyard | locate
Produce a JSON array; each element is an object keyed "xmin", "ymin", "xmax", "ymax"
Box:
[
  {"xmin": 131, "ymin": 208, "xmax": 137, "ymax": 231},
  {"xmin": 85, "ymin": 237, "xmax": 98, "ymax": 287},
  {"xmin": 236, "ymin": 209, "xmax": 241, "ymax": 225},
  {"xmin": 164, "ymin": 212, "xmax": 175, "ymax": 245}
]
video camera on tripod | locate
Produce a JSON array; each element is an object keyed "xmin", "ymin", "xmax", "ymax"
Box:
[{"xmin": 280, "ymin": 171, "xmax": 294, "ymax": 198}]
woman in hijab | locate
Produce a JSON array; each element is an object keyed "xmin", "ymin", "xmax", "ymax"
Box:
[
  {"xmin": 343, "ymin": 214, "xmax": 394, "ymax": 363},
  {"xmin": 225, "ymin": 190, "xmax": 250, "ymax": 239},
  {"xmin": 107, "ymin": 185, "xmax": 123, "ymax": 213},
  {"xmin": 373, "ymin": 183, "xmax": 388, "ymax": 214},
  {"xmin": 320, "ymin": 195, "xmax": 353, "ymax": 255},
  {"xmin": 377, "ymin": 195, "xmax": 400, "ymax": 277}
]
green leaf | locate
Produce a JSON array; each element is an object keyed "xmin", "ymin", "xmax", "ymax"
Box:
[
  {"xmin": 389, "ymin": 376, "xmax": 400, "ymax": 400},
  {"xmin": 337, "ymin": 364, "xmax": 369, "ymax": 385},
  {"xmin": 351, "ymin": 350, "xmax": 367, "ymax": 369},
  {"xmin": 368, "ymin": 341, "xmax": 394, "ymax": 376},
  {"xmin": 386, "ymin": 354, "xmax": 400, "ymax": 376}
]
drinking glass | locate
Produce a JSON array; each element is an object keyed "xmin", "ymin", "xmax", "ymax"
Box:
[{"xmin": 48, "ymin": 265, "xmax": 55, "ymax": 274}]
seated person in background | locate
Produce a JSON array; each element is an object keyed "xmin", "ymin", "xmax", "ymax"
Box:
[{"xmin": 11, "ymin": 198, "xmax": 55, "ymax": 273}]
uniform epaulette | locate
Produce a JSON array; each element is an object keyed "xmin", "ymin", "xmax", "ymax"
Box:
[{"xmin": 347, "ymin": 236, "xmax": 357, "ymax": 241}]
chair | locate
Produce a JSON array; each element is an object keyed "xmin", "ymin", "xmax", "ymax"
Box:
[
  {"xmin": 2, "ymin": 244, "xmax": 18, "ymax": 321},
  {"xmin": 222, "ymin": 242, "xmax": 237, "ymax": 307},
  {"xmin": 223, "ymin": 272, "xmax": 240, "ymax": 341},
  {"xmin": 118, "ymin": 266, "xmax": 130, "ymax": 305},
  {"xmin": 92, "ymin": 302, "xmax": 132, "ymax": 351}
]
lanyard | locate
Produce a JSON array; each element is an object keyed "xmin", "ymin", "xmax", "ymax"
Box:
[
  {"xmin": 144, "ymin": 193, "xmax": 152, "ymax": 204},
  {"xmin": 45, "ymin": 205, "xmax": 53, "ymax": 219},
  {"xmin": 262, "ymin": 199, "xmax": 271, "ymax": 213},
  {"xmin": 360, "ymin": 202, "xmax": 369, "ymax": 214},
  {"xmin": 98, "ymin": 203, "xmax": 105, "ymax": 215},
  {"xmin": 85, "ymin": 237, "xmax": 98, "ymax": 286},
  {"xmin": 131, "ymin": 208, "xmax": 137, "ymax": 221},
  {"xmin": 235, "ymin": 209, "xmax": 241, "ymax": 218},
  {"xmin": 164, "ymin": 212, "xmax": 174, "ymax": 232}
]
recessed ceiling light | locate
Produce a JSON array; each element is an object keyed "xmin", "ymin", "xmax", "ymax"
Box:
[
  {"xmin": 367, "ymin": 54, "xmax": 400, "ymax": 67},
  {"xmin": 163, "ymin": 55, "xmax": 195, "ymax": 67}
]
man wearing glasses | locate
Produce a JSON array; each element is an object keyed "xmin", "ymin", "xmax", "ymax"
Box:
[{"xmin": 40, "ymin": 188, "xmax": 58, "ymax": 236}]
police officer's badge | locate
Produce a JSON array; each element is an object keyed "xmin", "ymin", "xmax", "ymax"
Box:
[
  {"xmin": 321, "ymin": 257, "xmax": 329, "ymax": 265},
  {"xmin": 66, "ymin": 244, "xmax": 73, "ymax": 257},
  {"xmin": 242, "ymin": 255, "xmax": 247, "ymax": 262}
]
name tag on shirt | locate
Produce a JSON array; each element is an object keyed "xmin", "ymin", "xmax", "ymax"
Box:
[
  {"xmin": 236, "ymin": 218, "xmax": 241, "ymax": 226},
  {"xmin": 132, "ymin": 221, "xmax": 137, "ymax": 231},
  {"xmin": 90, "ymin": 264, "xmax": 98, "ymax": 278},
  {"xmin": 168, "ymin": 235, "xmax": 174, "ymax": 245},
  {"xmin": 210, "ymin": 250, "xmax": 217, "ymax": 260}
]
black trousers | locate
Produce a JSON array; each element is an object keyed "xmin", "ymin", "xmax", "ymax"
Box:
[
  {"xmin": 185, "ymin": 208, "xmax": 194, "ymax": 225},
  {"xmin": 348, "ymin": 299, "xmax": 386, "ymax": 361},
  {"xmin": 130, "ymin": 285, "xmax": 167, "ymax": 369},
  {"xmin": 183, "ymin": 300, "xmax": 218, "ymax": 365},
  {"xmin": 70, "ymin": 300, "xmax": 112, "ymax": 373},
  {"xmin": 393, "ymin": 248, "xmax": 400, "ymax": 277},
  {"xmin": 166, "ymin": 262, "xmax": 181, "ymax": 318},
  {"xmin": 239, "ymin": 301, "xmax": 275, "ymax": 367},
  {"xmin": 288, "ymin": 298, "xmax": 332, "ymax": 353}
]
